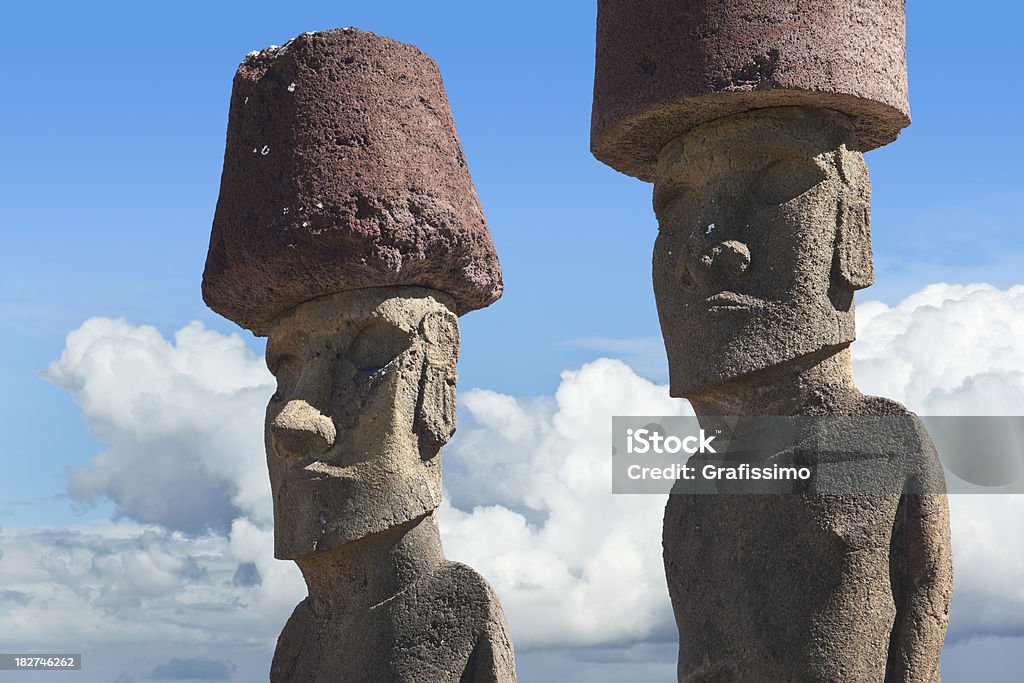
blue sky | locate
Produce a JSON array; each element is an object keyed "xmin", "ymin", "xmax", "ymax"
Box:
[
  {"xmin": 2, "ymin": 1, "xmax": 1023, "ymax": 681},
  {"xmin": 4, "ymin": 0, "xmax": 1023, "ymax": 526}
]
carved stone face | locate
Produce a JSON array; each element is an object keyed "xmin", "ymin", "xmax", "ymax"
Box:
[
  {"xmin": 652, "ymin": 108, "xmax": 874, "ymax": 396},
  {"xmin": 264, "ymin": 287, "xmax": 459, "ymax": 560}
]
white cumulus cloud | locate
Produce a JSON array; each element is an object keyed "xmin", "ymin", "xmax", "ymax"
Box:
[
  {"xmin": 2, "ymin": 281, "xmax": 1022, "ymax": 673},
  {"xmin": 43, "ymin": 318, "xmax": 275, "ymax": 534},
  {"xmin": 854, "ymin": 283, "xmax": 1024, "ymax": 415},
  {"xmin": 441, "ymin": 359, "xmax": 688, "ymax": 647}
]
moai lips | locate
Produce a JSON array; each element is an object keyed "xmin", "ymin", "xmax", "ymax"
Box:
[
  {"xmin": 591, "ymin": 0, "xmax": 910, "ymax": 180},
  {"xmin": 203, "ymin": 28, "xmax": 502, "ymax": 335}
]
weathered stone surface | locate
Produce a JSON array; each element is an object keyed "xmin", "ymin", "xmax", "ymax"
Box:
[
  {"xmin": 264, "ymin": 287, "xmax": 515, "ymax": 682},
  {"xmin": 264, "ymin": 288, "xmax": 456, "ymax": 558},
  {"xmin": 652, "ymin": 108, "xmax": 871, "ymax": 396},
  {"xmin": 651, "ymin": 108, "xmax": 952, "ymax": 682},
  {"xmin": 665, "ymin": 393, "xmax": 952, "ymax": 683},
  {"xmin": 203, "ymin": 28, "xmax": 513, "ymax": 680},
  {"xmin": 272, "ymin": 517, "xmax": 516, "ymax": 683},
  {"xmin": 203, "ymin": 29, "xmax": 502, "ymax": 335},
  {"xmin": 592, "ymin": 0, "xmax": 909, "ymax": 180}
]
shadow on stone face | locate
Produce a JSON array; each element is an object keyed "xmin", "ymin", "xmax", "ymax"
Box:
[{"xmin": 651, "ymin": 108, "xmax": 872, "ymax": 398}]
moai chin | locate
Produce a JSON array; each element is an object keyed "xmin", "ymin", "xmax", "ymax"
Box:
[
  {"xmin": 203, "ymin": 28, "xmax": 515, "ymax": 683},
  {"xmin": 592, "ymin": 2, "xmax": 953, "ymax": 682}
]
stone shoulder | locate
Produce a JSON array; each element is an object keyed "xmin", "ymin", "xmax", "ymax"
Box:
[
  {"xmin": 854, "ymin": 393, "xmax": 915, "ymax": 417},
  {"xmin": 393, "ymin": 560, "xmax": 516, "ymax": 683}
]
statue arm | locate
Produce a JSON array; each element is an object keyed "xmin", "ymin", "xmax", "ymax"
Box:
[{"xmin": 887, "ymin": 493, "xmax": 953, "ymax": 683}]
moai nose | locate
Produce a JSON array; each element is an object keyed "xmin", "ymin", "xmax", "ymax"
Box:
[
  {"xmin": 271, "ymin": 400, "xmax": 337, "ymax": 459},
  {"xmin": 699, "ymin": 240, "xmax": 751, "ymax": 284}
]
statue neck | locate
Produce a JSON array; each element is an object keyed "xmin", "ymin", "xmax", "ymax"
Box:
[
  {"xmin": 295, "ymin": 513, "xmax": 446, "ymax": 619},
  {"xmin": 688, "ymin": 346, "xmax": 860, "ymax": 417}
]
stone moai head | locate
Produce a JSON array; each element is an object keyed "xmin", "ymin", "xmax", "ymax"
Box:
[
  {"xmin": 264, "ymin": 287, "xmax": 458, "ymax": 559},
  {"xmin": 652, "ymin": 107, "xmax": 874, "ymax": 394},
  {"xmin": 591, "ymin": 0, "xmax": 910, "ymax": 398},
  {"xmin": 202, "ymin": 29, "xmax": 501, "ymax": 559}
]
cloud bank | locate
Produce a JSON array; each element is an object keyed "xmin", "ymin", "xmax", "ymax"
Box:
[
  {"xmin": 1, "ymin": 282, "xmax": 1023, "ymax": 679},
  {"xmin": 43, "ymin": 319, "xmax": 275, "ymax": 535},
  {"xmin": 854, "ymin": 283, "xmax": 1024, "ymax": 415}
]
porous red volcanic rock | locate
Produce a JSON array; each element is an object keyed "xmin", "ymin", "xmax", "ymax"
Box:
[
  {"xmin": 203, "ymin": 28, "xmax": 502, "ymax": 334},
  {"xmin": 591, "ymin": 0, "xmax": 910, "ymax": 180}
]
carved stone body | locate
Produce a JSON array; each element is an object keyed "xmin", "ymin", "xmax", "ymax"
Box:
[
  {"xmin": 202, "ymin": 28, "xmax": 515, "ymax": 681},
  {"xmin": 651, "ymin": 109, "xmax": 952, "ymax": 682},
  {"xmin": 272, "ymin": 520, "xmax": 514, "ymax": 683},
  {"xmin": 664, "ymin": 391, "xmax": 952, "ymax": 683},
  {"xmin": 590, "ymin": 2, "xmax": 951, "ymax": 678},
  {"xmin": 264, "ymin": 288, "xmax": 515, "ymax": 683}
]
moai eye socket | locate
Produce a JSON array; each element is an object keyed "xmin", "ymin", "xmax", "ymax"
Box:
[
  {"xmin": 653, "ymin": 181, "xmax": 697, "ymax": 233},
  {"xmin": 753, "ymin": 158, "xmax": 827, "ymax": 207},
  {"xmin": 269, "ymin": 355, "xmax": 301, "ymax": 401},
  {"xmin": 348, "ymin": 320, "xmax": 413, "ymax": 375}
]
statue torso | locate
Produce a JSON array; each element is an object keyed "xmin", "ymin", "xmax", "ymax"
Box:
[
  {"xmin": 271, "ymin": 561, "xmax": 516, "ymax": 683},
  {"xmin": 664, "ymin": 393, "xmax": 943, "ymax": 683}
]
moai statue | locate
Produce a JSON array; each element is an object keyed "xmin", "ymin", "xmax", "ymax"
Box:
[
  {"xmin": 592, "ymin": 3, "xmax": 953, "ymax": 682},
  {"xmin": 202, "ymin": 29, "xmax": 516, "ymax": 683}
]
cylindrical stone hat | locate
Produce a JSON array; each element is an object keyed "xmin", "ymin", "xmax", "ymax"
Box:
[
  {"xmin": 591, "ymin": 0, "xmax": 910, "ymax": 181},
  {"xmin": 203, "ymin": 28, "xmax": 502, "ymax": 335}
]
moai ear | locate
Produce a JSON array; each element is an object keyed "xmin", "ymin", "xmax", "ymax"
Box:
[
  {"xmin": 834, "ymin": 197, "xmax": 875, "ymax": 290},
  {"xmin": 413, "ymin": 308, "xmax": 460, "ymax": 458},
  {"xmin": 833, "ymin": 149, "xmax": 875, "ymax": 291}
]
